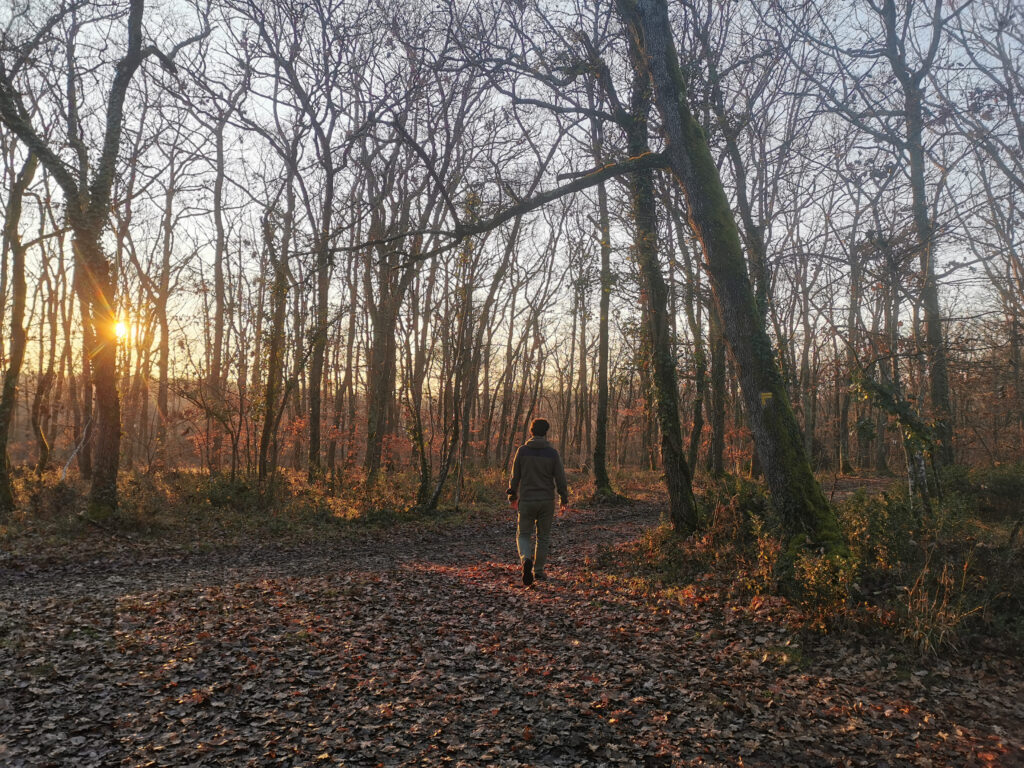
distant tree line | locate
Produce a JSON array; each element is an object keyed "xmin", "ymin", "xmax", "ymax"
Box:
[{"xmin": 0, "ymin": 0, "xmax": 1021, "ymax": 555}]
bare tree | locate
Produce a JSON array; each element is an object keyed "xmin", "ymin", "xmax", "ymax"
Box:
[
  {"xmin": 777, "ymin": 0, "xmax": 965, "ymax": 468},
  {"xmin": 0, "ymin": 151, "xmax": 37, "ymax": 512},
  {"xmin": 616, "ymin": 0, "xmax": 845, "ymax": 552},
  {"xmin": 0, "ymin": 0, "xmax": 206, "ymax": 515}
]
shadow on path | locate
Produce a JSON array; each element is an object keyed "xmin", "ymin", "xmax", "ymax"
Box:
[{"xmin": 1, "ymin": 503, "xmax": 1021, "ymax": 766}]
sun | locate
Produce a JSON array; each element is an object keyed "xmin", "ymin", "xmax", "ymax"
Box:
[{"xmin": 115, "ymin": 321, "xmax": 128, "ymax": 340}]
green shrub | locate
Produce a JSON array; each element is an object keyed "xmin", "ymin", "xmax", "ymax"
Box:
[
  {"xmin": 205, "ymin": 476, "xmax": 260, "ymax": 510},
  {"xmin": 792, "ymin": 550, "xmax": 856, "ymax": 630},
  {"xmin": 28, "ymin": 479, "xmax": 82, "ymax": 519},
  {"xmin": 937, "ymin": 463, "xmax": 972, "ymax": 495},
  {"xmin": 630, "ymin": 523, "xmax": 704, "ymax": 586},
  {"xmin": 937, "ymin": 464, "xmax": 1024, "ymax": 518},
  {"xmin": 748, "ymin": 513, "xmax": 782, "ymax": 594},
  {"xmin": 977, "ymin": 464, "xmax": 1024, "ymax": 499},
  {"xmin": 837, "ymin": 489, "xmax": 917, "ymax": 574},
  {"xmin": 973, "ymin": 464, "xmax": 1024, "ymax": 519},
  {"xmin": 699, "ymin": 475, "xmax": 769, "ymax": 542}
]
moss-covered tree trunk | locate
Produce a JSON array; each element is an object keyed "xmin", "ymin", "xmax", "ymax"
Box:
[
  {"xmin": 592, "ymin": 176, "xmax": 616, "ymax": 498},
  {"xmin": 626, "ymin": 60, "xmax": 698, "ymax": 534},
  {"xmin": 667, "ymin": 204, "xmax": 708, "ymax": 471},
  {"xmin": 706, "ymin": 301, "xmax": 726, "ymax": 477},
  {"xmin": 618, "ymin": 0, "xmax": 844, "ymax": 552}
]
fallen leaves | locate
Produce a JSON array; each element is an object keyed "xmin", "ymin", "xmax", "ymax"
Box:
[{"xmin": 1, "ymin": 502, "xmax": 1021, "ymax": 766}]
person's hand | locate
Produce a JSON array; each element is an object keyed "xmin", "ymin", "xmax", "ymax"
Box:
[{"xmin": 559, "ymin": 501, "xmax": 567, "ymax": 513}]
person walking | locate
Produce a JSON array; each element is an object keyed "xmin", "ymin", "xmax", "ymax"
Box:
[{"xmin": 507, "ymin": 418, "xmax": 569, "ymax": 586}]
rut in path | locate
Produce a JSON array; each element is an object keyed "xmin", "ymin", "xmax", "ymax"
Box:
[{"xmin": 1, "ymin": 503, "xmax": 1021, "ymax": 767}]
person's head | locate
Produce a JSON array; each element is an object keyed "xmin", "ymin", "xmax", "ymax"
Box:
[{"xmin": 530, "ymin": 418, "xmax": 550, "ymax": 437}]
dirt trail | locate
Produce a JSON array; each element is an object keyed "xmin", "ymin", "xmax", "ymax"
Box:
[{"xmin": 2, "ymin": 504, "xmax": 1021, "ymax": 767}]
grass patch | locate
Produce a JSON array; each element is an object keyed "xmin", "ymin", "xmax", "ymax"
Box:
[
  {"xmin": 589, "ymin": 469, "xmax": 1024, "ymax": 657},
  {"xmin": 0, "ymin": 465, "xmax": 519, "ymax": 557}
]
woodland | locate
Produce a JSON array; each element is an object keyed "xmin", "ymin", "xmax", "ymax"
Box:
[{"xmin": 1, "ymin": 0, "xmax": 1023, "ymax": 765}]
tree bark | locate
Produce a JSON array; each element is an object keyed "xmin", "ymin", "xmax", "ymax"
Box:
[
  {"xmin": 706, "ymin": 300, "xmax": 726, "ymax": 477},
  {"xmin": 258, "ymin": 179, "xmax": 296, "ymax": 481},
  {"xmin": 0, "ymin": 0, "xmax": 205, "ymax": 514},
  {"xmin": 625, "ymin": 58, "xmax": 698, "ymax": 534},
  {"xmin": 364, "ymin": 296, "xmax": 400, "ymax": 485},
  {"xmin": 618, "ymin": 0, "xmax": 844, "ymax": 552},
  {"xmin": 878, "ymin": 0, "xmax": 954, "ymax": 468},
  {"xmin": 208, "ymin": 115, "xmax": 229, "ymax": 473},
  {"xmin": 592, "ymin": 178, "xmax": 616, "ymax": 496},
  {"xmin": 0, "ymin": 154, "xmax": 37, "ymax": 513},
  {"xmin": 839, "ymin": 214, "xmax": 863, "ymax": 474},
  {"xmin": 668, "ymin": 203, "xmax": 708, "ymax": 472},
  {"xmin": 73, "ymin": 232, "xmax": 121, "ymax": 515}
]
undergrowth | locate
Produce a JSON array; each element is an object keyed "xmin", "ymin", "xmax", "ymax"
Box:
[
  {"xmin": 4, "ymin": 462, "xmax": 1021, "ymax": 657},
  {"xmin": 0, "ymin": 466, "xmax": 525, "ymax": 554},
  {"xmin": 594, "ymin": 467, "xmax": 1024, "ymax": 657},
  {"xmin": 0, "ymin": 464, "xmax": 602, "ymax": 554}
]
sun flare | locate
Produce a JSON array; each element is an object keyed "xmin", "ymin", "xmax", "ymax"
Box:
[{"xmin": 115, "ymin": 321, "xmax": 128, "ymax": 340}]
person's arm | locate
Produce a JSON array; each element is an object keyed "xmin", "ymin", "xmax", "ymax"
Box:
[
  {"xmin": 507, "ymin": 447, "xmax": 522, "ymax": 502},
  {"xmin": 554, "ymin": 451, "xmax": 569, "ymax": 507}
]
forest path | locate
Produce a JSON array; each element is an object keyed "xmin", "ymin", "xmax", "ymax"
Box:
[{"xmin": 1, "ymin": 503, "xmax": 1021, "ymax": 767}]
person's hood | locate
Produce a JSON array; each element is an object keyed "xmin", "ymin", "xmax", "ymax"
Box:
[{"xmin": 526, "ymin": 436, "xmax": 549, "ymax": 447}]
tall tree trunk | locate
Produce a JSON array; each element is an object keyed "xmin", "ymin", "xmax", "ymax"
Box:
[
  {"xmin": 706, "ymin": 301, "xmax": 726, "ymax": 477},
  {"xmin": 306, "ymin": 160, "xmax": 335, "ymax": 483},
  {"xmin": 839, "ymin": 224, "xmax": 863, "ymax": 474},
  {"xmin": 426, "ymin": 335, "xmax": 470, "ymax": 513},
  {"xmin": 408, "ymin": 264, "xmax": 436, "ymax": 506},
  {"xmin": 626, "ymin": 62, "xmax": 698, "ymax": 534},
  {"xmin": 208, "ymin": 116, "xmax": 229, "ymax": 473},
  {"xmin": 879, "ymin": 0, "xmax": 954, "ymax": 468},
  {"xmin": 307, "ymin": 247, "xmax": 330, "ymax": 482},
  {"xmin": 155, "ymin": 162, "xmax": 175, "ymax": 465},
  {"xmin": 31, "ymin": 261, "xmax": 57, "ymax": 476},
  {"xmin": 364, "ymin": 302, "xmax": 399, "ymax": 486},
  {"xmin": 799, "ymin": 276, "xmax": 816, "ymax": 469},
  {"xmin": 328, "ymin": 260, "xmax": 359, "ymax": 489},
  {"xmin": 0, "ymin": 154, "xmax": 37, "ymax": 513},
  {"xmin": 74, "ymin": 232, "xmax": 121, "ymax": 516},
  {"xmin": 364, "ymin": 230, "xmax": 423, "ymax": 484},
  {"xmin": 593, "ymin": 178, "xmax": 616, "ymax": 496},
  {"xmin": 883, "ymin": 247, "xmax": 932, "ymax": 513},
  {"xmin": 408, "ymin": 304, "xmax": 432, "ymax": 507},
  {"xmin": 619, "ymin": 0, "xmax": 844, "ymax": 553},
  {"xmin": 575, "ymin": 293, "xmax": 591, "ymax": 470},
  {"xmin": 670, "ymin": 207, "xmax": 708, "ymax": 472},
  {"xmin": 76, "ymin": 279, "xmax": 94, "ymax": 479},
  {"xmin": 560, "ymin": 292, "xmax": 578, "ymax": 458},
  {"xmin": 258, "ymin": 184, "xmax": 295, "ymax": 480},
  {"xmin": 907, "ymin": 101, "xmax": 953, "ymax": 468}
]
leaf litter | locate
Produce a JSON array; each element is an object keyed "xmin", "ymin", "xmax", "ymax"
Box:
[{"xmin": 1, "ymin": 503, "xmax": 1020, "ymax": 766}]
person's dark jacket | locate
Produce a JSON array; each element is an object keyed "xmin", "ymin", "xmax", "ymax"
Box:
[{"xmin": 507, "ymin": 437, "xmax": 568, "ymax": 505}]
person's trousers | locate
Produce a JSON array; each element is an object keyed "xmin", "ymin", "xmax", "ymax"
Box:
[{"xmin": 517, "ymin": 499, "xmax": 555, "ymax": 574}]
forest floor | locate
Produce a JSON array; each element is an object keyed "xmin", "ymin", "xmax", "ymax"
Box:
[{"xmin": 1, "ymin": 500, "xmax": 1022, "ymax": 767}]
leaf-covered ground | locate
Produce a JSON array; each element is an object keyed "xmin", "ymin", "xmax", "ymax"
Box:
[{"xmin": 1, "ymin": 504, "xmax": 1021, "ymax": 767}]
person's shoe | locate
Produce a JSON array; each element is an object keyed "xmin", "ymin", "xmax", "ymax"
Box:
[{"xmin": 522, "ymin": 558, "xmax": 534, "ymax": 587}]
